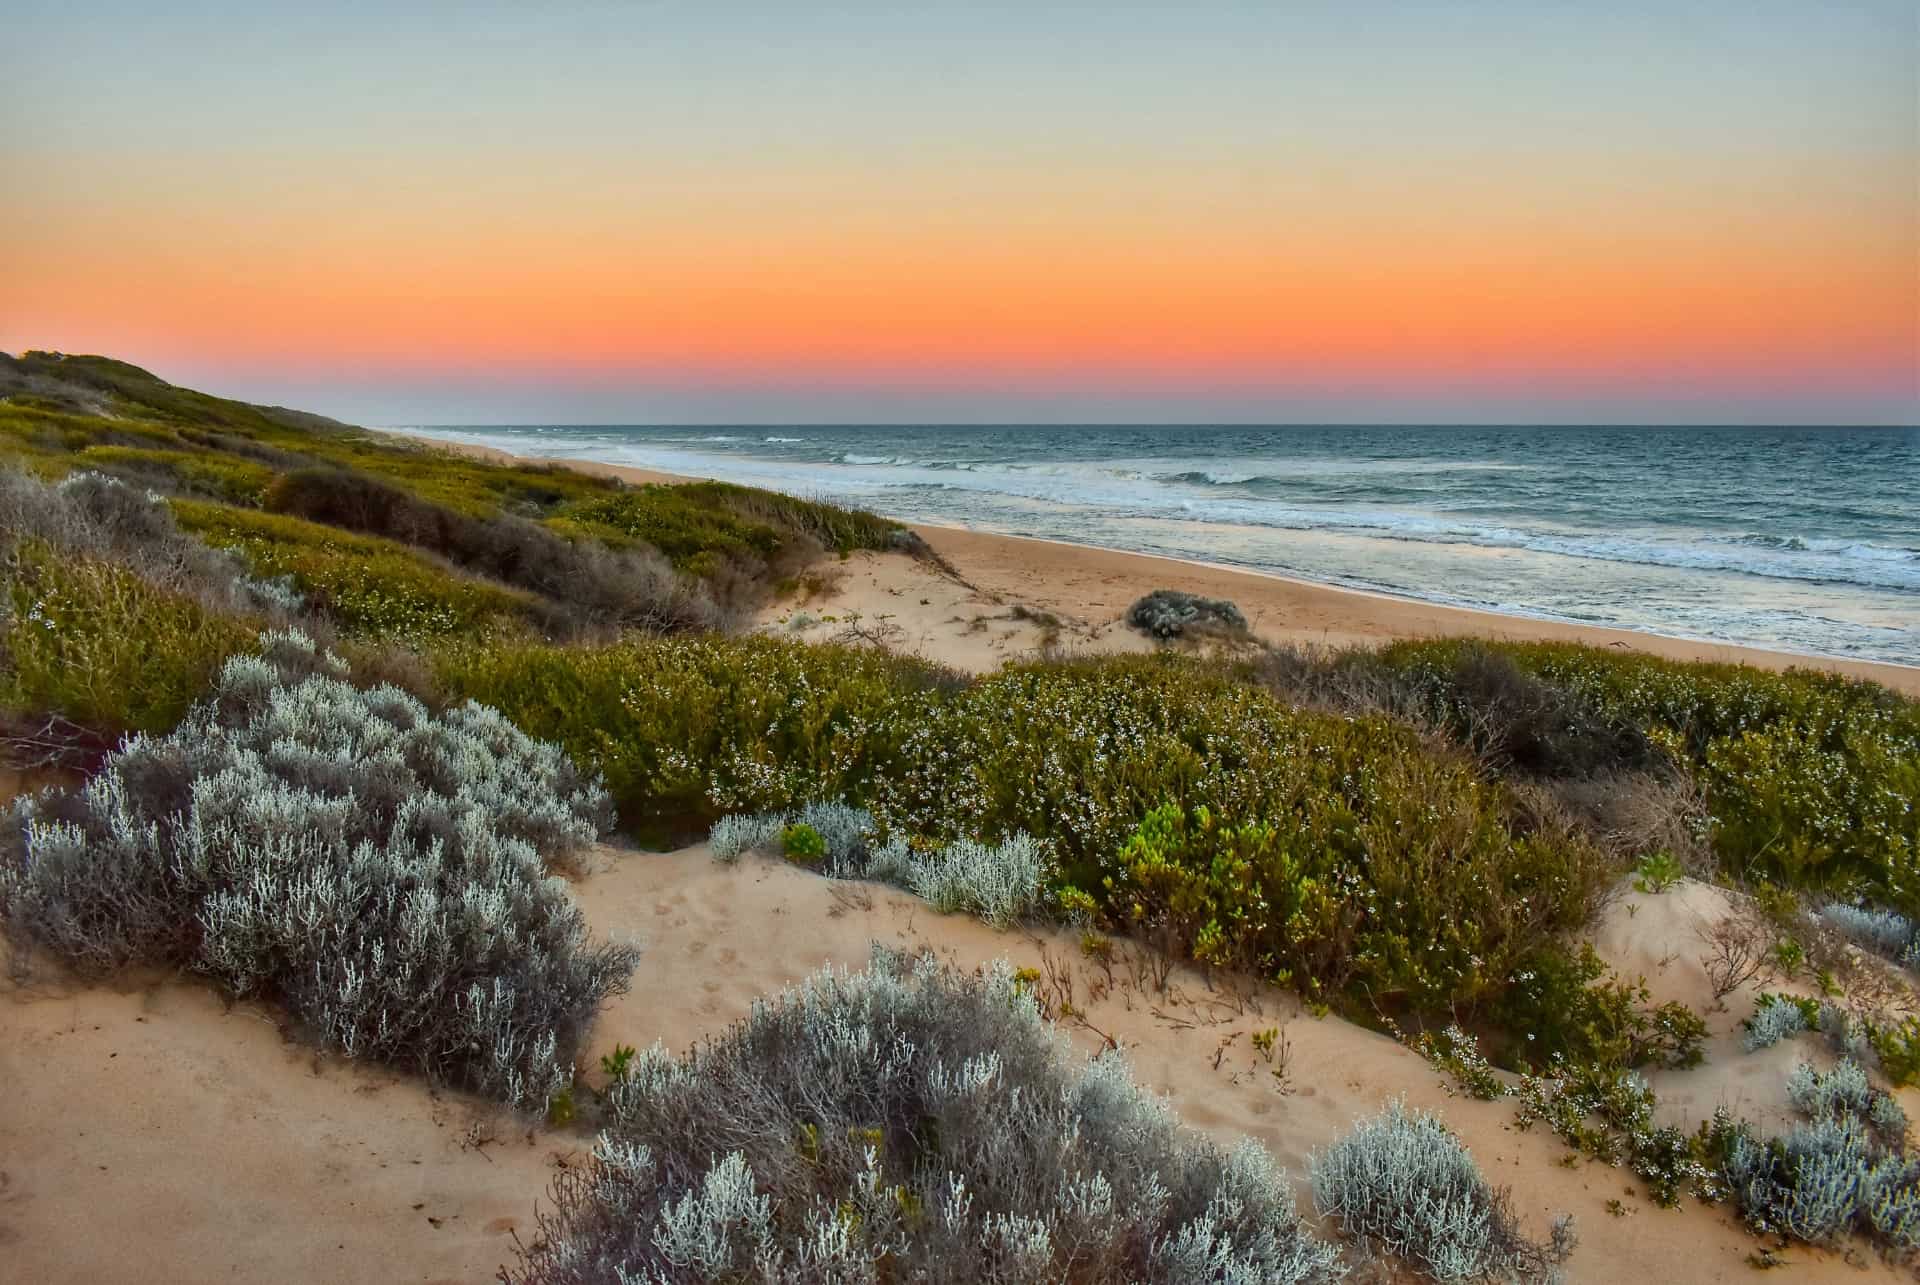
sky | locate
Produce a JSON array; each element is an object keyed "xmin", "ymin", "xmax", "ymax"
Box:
[{"xmin": 3, "ymin": 1, "xmax": 1915, "ymax": 426}]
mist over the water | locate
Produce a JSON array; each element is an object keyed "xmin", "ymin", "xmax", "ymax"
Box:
[{"xmin": 402, "ymin": 424, "xmax": 1920, "ymax": 666}]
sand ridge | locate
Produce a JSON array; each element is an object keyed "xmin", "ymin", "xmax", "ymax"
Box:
[{"xmin": 6, "ymin": 843, "xmax": 1911, "ymax": 1282}]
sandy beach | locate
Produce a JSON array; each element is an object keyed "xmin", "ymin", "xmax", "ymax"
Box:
[{"xmin": 396, "ymin": 431, "xmax": 1920, "ymax": 696}]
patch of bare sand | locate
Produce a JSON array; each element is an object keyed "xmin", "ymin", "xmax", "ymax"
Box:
[
  {"xmin": 0, "ymin": 969, "xmax": 569, "ymax": 1283},
  {"xmin": 752, "ymin": 548, "xmax": 1152, "ymax": 672}
]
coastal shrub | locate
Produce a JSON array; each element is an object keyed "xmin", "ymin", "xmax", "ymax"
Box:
[
  {"xmin": 710, "ymin": 812, "xmax": 786, "ymax": 863},
  {"xmin": 1366, "ymin": 642, "xmax": 1663, "ymax": 781},
  {"xmin": 0, "ymin": 468, "xmax": 282, "ymax": 615},
  {"xmin": 705, "ymin": 804, "xmax": 1047, "ymax": 927},
  {"xmin": 1486, "ymin": 942, "xmax": 1707, "ymax": 1072},
  {"xmin": 896, "ymin": 833, "xmax": 1049, "ymax": 927},
  {"xmin": 509, "ymin": 948, "xmax": 1343, "ymax": 1284},
  {"xmin": 262, "ymin": 467, "xmax": 722, "ymax": 634},
  {"xmin": 0, "ymin": 630, "xmax": 634, "ymax": 1106},
  {"xmin": 1507, "ymin": 1058, "xmax": 1722, "ymax": 1207},
  {"xmin": 1743, "ymin": 994, "xmax": 1818, "ymax": 1052},
  {"xmin": 779, "ymin": 821, "xmax": 826, "ymax": 864},
  {"xmin": 1464, "ymin": 644, "xmax": 1920, "ymax": 914},
  {"xmin": 172, "ymin": 499, "xmax": 548, "ymax": 641},
  {"xmin": 1819, "ymin": 903, "xmax": 1920, "ymax": 968},
  {"xmin": 1714, "ymin": 1060, "xmax": 1920, "ymax": 1253},
  {"xmin": 559, "ymin": 479, "xmax": 898, "ymax": 570},
  {"xmin": 872, "ymin": 656, "xmax": 1610, "ymax": 1009},
  {"xmin": 75, "ymin": 443, "xmax": 275, "ymax": 503},
  {"xmin": 0, "ymin": 471, "xmax": 289, "ymax": 739},
  {"xmin": 437, "ymin": 636, "xmax": 949, "ymax": 842},
  {"xmin": 1, "ymin": 539, "xmax": 259, "ymax": 740},
  {"xmin": 1310, "ymin": 1100, "xmax": 1572, "ymax": 1282},
  {"xmin": 1127, "ymin": 588, "xmax": 1248, "ymax": 640}
]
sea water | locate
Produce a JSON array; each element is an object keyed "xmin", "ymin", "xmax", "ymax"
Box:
[{"xmin": 399, "ymin": 423, "xmax": 1920, "ymax": 667}]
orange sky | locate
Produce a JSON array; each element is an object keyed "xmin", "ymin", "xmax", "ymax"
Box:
[{"xmin": 4, "ymin": 2, "xmax": 1915, "ymax": 423}]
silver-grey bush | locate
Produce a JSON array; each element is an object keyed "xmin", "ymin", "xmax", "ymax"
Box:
[
  {"xmin": 1310, "ymin": 1099, "xmax": 1572, "ymax": 1283},
  {"xmin": 0, "ymin": 630, "xmax": 635, "ymax": 1106},
  {"xmin": 510, "ymin": 947, "xmax": 1344, "ymax": 1284}
]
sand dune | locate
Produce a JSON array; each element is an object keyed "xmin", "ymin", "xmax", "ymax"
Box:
[{"xmin": 6, "ymin": 843, "xmax": 1910, "ymax": 1282}]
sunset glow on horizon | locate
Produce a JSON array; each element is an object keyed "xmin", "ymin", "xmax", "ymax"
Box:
[{"xmin": 4, "ymin": 1, "xmax": 1915, "ymax": 425}]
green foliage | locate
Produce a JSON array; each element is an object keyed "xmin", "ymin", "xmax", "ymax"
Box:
[
  {"xmin": 781, "ymin": 821, "xmax": 827, "ymax": 864},
  {"xmin": 1431, "ymin": 642, "xmax": 1920, "ymax": 915},
  {"xmin": 1632, "ymin": 850, "xmax": 1685, "ymax": 894},
  {"xmin": 0, "ymin": 539, "xmax": 256, "ymax": 735},
  {"xmin": 172, "ymin": 500, "xmax": 542, "ymax": 640},
  {"xmin": 870, "ymin": 656, "xmax": 1610, "ymax": 1011},
  {"xmin": 75, "ymin": 445, "xmax": 275, "ymax": 503},
  {"xmin": 433, "ymin": 635, "xmax": 947, "ymax": 844},
  {"xmin": 599, "ymin": 1043, "xmax": 638, "ymax": 1084},
  {"xmin": 1512, "ymin": 1058, "xmax": 1725, "ymax": 1208},
  {"xmin": 1411, "ymin": 1025, "xmax": 1508, "ymax": 1101},
  {"xmin": 1490, "ymin": 943, "xmax": 1707, "ymax": 1072},
  {"xmin": 1867, "ymin": 1016, "xmax": 1920, "ymax": 1089},
  {"xmin": 558, "ymin": 480, "xmax": 899, "ymax": 576}
]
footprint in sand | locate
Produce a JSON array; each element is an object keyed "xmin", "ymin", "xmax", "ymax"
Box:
[{"xmin": 716, "ymin": 947, "xmax": 739, "ymax": 967}]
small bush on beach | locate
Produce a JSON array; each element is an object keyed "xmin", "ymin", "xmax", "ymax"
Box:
[
  {"xmin": 508, "ymin": 947, "xmax": 1343, "ymax": 1285},
  {"xmin": 0, "ymin": 630, "xmax": 635, "ymax": 1107},
  {"xmin": 779, "ymin": 821, "xmax": 826, "ymax": 864},
  {"xmin": 1127, "ymin": 588, "xmax": 1249, "ymax": 640},
  {"xmin": 706, "ymin": 803, "xmax": 1049, "ymax": 927},
  {"xmin": 1711, "ymin": 1058, "xmax": 1920, "ymax": 1253},
  {"xmin": 1310, "ymin": 1099, "xmax": 1572, "ymax": 1282},
  {"xmin": 1487, "ymin": 942, "xmax": 1706, "ymax": 1072}
]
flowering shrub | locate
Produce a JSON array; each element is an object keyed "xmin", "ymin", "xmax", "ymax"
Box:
[
  {"xmin": 1310, "ymin": 1099, "xmax": 1572, "ymax": 1282},
  {"xmin": 511, "ymin": 948, "xmax": 1344, "ymax": 1284},
  {"xmin": 0, "ymin": 470, "xmax": 287, "ymax": 737},
  {"xmin": 437, "ymin": 635, "xmax": 947, "ymax": 845},
  {"xmin": 0, "ymin": 630, "xmax": 635, "ymax": 1107},
  {"xmin": 871, "ymin": 657, "xmax": 1610, "ymax": 1008},
  {"xmin": 1488, "ymin": 942, "xmax": 1706, "ymax": 1071},
  {"xmin": 1430, "ymin": 642, "xmax": 1920, "ymax": 916}
]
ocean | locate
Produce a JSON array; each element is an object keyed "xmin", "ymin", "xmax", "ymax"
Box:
[{"xmin": 399, "ymin": 424, "xmax": 1920, "ymax": 667}]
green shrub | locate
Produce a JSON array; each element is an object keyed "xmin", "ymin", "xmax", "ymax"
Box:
[
  {"xmin": 1488, "ymin": 943, "xmax": 1707, "ymax": 1072},
  {"xmin": 779, "ymin": 821, "xmax": 826, "ymax": 864},
  {"xmin": 0, "ymin": 539, "xmax": 257, "ymax": 735},
  {"xmin": 557, "ymin": 480, "xmax": 899, "ymax": 580},
  {"xmin": 173, "ymin": 500, "xmax": 543, "ymax": 641},
  {"xmin": 434, "ymin": 635, "xmax": 949, "ymax": 844},
  {"xmin": 867, "ymin": 656, "xmax": 1610, "ymax": 1011},
  {"xmin": 74, "ymin": 445, "xmax": 275, "ymax": 503},
  {"xmin": 1631, "ymin": 849, "xmax": 1686, "ymax": 893}
]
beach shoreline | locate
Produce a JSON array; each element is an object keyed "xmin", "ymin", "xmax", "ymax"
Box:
[{"xmin": 382, "ymin": 428, "xmax": 1920, "ymax": 696}]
